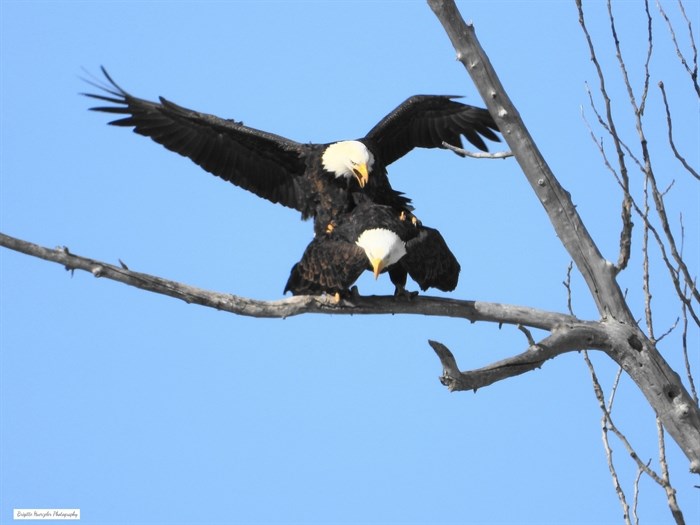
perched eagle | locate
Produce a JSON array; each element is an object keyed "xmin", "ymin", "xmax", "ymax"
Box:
[
  {"xmin": 284, "ymin": 198, "xmax": 460, "ymax": 297},
  {"xmin": 84, "ymin": 67, "xmax": 500, "ymax": 234}
]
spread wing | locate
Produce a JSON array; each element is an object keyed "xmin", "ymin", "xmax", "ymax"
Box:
[
  {"xmin": 363, "ymin": 95, "xmax": 500, "ymax": 166},
  {"xmin": 83, "ymin": 67, "xmax": 310, "ymax": 212},
  {"xmin": 284, "ymin": 237, "xmax": 367, "ymax": 295},
  {"xmin": 402, "ymin": 226, "xmax": 460, "ymax": 292}
]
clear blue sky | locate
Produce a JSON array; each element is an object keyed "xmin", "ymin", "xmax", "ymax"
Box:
[{"xmin": 1, "ymin": 1, "xmax": 698, "ymax": 524}]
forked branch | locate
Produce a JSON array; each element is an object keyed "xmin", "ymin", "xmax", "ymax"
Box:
[{"xmin": 429, "ymin": 322, "xmax": 608, "ymax": 392}]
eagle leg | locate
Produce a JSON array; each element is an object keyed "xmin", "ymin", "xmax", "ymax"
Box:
[{"xmin": 393, "ymin": 284, "xmax": 419, "ymax": 300}]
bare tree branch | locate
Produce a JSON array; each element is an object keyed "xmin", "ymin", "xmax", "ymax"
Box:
[
  {"xmin": 680, "ymin": 246, "xmax": 699, "ymax": 401},
  {"xmin": 622, "ymin": 180, "xmax": 700, "ymax": 327},
  {"xmin": 516, "ymin": 324, "xmax": 537, "ymax": 347},
  {"xmin": 646, "ymin": 151, "xmax": 700, "ymax": 307},
  {"xmin": 431, "ymin": 0, "xmax": 636, "ymax": 323},
  {"xmin": 0, "ymin": 231, "xmax": 577, "ymax": 329},
  {"xmin": 658, "ymin": 80, "xmax": 700, "ymax": 180},
  {"xmin": 657, "ymin": 0, "xmax": 700, "ymax": 97},
  {"xmin": 580, "ymin": 0, "xmax": 699, "ymax": 338},
  {"xmin": 579, "ymin": 101, "xmax": 634, "ymax": 273},
  {"xmin": 584, "ymin": 351, "xmax": 632, "ymax": 525},
  {"xmin": 643, "ymin": 170, "xmax": 656, "ymax": 342},
  {"xmin": 563, "ymin": 261, "xmax": 576, "ymax": 317},
  {"xmin": 578, "ymin": 1, "xmax": 635, "ymax": 275},
  {"xmin": 657, "ymin": 417, "xmax": 686, "ymax": 524},
  {"xmin": 441, "ymin": 141, "xmax": 513, "ymax": 159},
  {"xmin": 430, "ymin": 322, "xmax": 608, "ymax": 392},
  {"xmin": 607, "ymin": 0, "xmax": 653, "ymax": 117},
  {"xmin": 583, "ymin": 351, "xmax": 686, "ymax": 514},
  {"xmin": 427, "ymin": 0, "xmax": 700, "ymax": 474},
  {"xmin": 602, "ymin": 0, "xmax": 700, "ymax": 312}
]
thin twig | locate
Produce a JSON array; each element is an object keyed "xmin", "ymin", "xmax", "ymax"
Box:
[
  {"xmin": 680, "ymin": 296, "xmax": 698, "ymax": 401},
  {"xmin": 657, "ymin": 417, "xmax": 686, "ymax": 524},
  {"xmin": 624, "ymin": 186, "xmax": 700, "ymax": 327},
  {"xmin": 583, "ymin": 350, "xmax": 632, "ymax": 525},
  {"xmin": 658, "ymin": 80, "xmax": 700, "ymax": 180},
  {"xmin": 643, "ymin": 168, "xmax": 656, "ymax": 342},
  {"xmin": 657, "ymin": 0, "xmax": 700, "ymax": 96},
  {"xmin": 563, "ymin": 261, "xmax": 576, "ymax": 317},
  {"xmin": 678, "ymin": 214, "xmax": 699, "ymax": 403},
  {"xmin": 632, "ymin": 461, "xmax": 645, "ymax": 525},
  {"xmin": 647, "ymin": 160, "xmax": 700, "ymax": 306},
  {"xmin": 581, "ymin": 1, "xmax": 700, "ymax": 325},
  {"xmin": 583, "ymin": 351, "xmax": 665, "ymax": 484},
  {"xmin": 580, "ymin": 100, "xmax": 623, "ymax": 188},
  {"xmin": 516, "ymin": 324, "xmax": 537, "ymax": 347},
  {"xmin": 607, "ymin": 0, "xmax": 653, "ymax": 118},
  {"xmin": 607, "ymin": 366, "xmax": 625, "ymax": 414},
  {"xmin": 578, "ymin": 3, "xmax": 633, "ymax": 274},
  {"xmin": 625, "ymin": 4, "xmax": 700, "ymax": 308},
  {"xmin": 441, "ymin": 141, "xmax": 513, "ymax": 159},
  {"xmin": 655, "ymin": 317, "xmax": 679, "ymax": 343}
]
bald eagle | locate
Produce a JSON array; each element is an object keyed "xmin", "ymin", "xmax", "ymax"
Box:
[
  {"xmin": 284, "ymin": 198, "xmax": 460, "ymax": 297},
  {"xmin": 84, "ymin": 67, "xmax": 499, "ymax": 234}
]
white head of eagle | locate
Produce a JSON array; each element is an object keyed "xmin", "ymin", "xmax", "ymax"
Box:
[
  {"xmin": 355, "ymin": 228, "xmax": 407, "ymax": 279},
  {"xmin": 321, "ymin": 140, "xmax": 374, "ymax": 188}
]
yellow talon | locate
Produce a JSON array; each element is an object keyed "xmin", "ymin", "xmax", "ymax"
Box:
[
  {"xmin": 399, "ymin": 211, "xmax": 406, "ymax": 221},
  {"xmin": 333, "ymin": 292, "xmax": 341, "ymax": 304},
  {"xmin": 325, "ymin": 221, "xmax": 335, "ymax": 233}
]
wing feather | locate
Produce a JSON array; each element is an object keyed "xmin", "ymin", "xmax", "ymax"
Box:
[
  {"xmin": 364, "ymin": 95, "xmax": 500, "ymax": 166},
  {"xmin": 83, "ymin": 67, "xmax": 311, "ymax": 212},
  {"xmin": 402, "ymin": 226, "xmax": 460, "ymax": 292}
]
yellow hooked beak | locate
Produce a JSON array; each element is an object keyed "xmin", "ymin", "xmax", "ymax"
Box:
[
  {"xmin": 370, "ymin": 258, "xmax": 384, "ymax": 279},
  {"xmin": 353, "ymin": 163, "xmax": 369, "ymax": 188}
]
